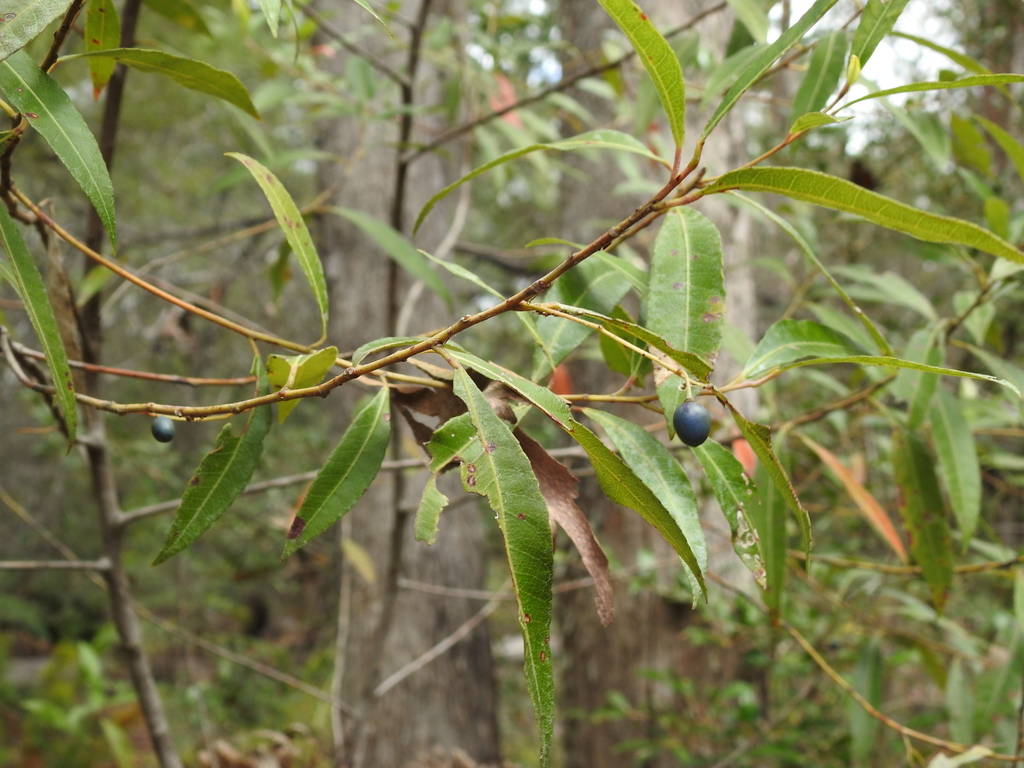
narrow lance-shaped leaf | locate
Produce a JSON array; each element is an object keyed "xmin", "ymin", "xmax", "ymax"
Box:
[
  {"xmin": 227, "ymin": 154, "xmax": 329, "ymax": 342},
  {"xmin": 892, "ymin": 329, "xmax": 942, "ymax": 431},
  {"xmin": 799, "ymin": 434, "xmax": 908, "ymax": 564},
  {"xmin": 790, "ymin": 30, "xmax": 848, "ymax": 121},
  {"xmin": 0, "ymin": 204, "xmax": 76, "ymax": 442},
  {"xmin": 728, "ymin": 191, "xmax": 891, "ymax": 354},
  {"xmin": 743, "ymin": 319, "xmax": 866, "ymax": 380},
  {"xmin": 64, "ymin": 49, "xmax": 260, "ymax": 119},
  {"xmin": 414, "ymin": 129, "xmax": 668, "ymax": 233},
  {"xmin": 153, "ymin": 358, "xmax": 272, "ymax": 564},
  {"xmin": 282, "ymin": 387, "xmax": 391, "ymax": 557},
  {"xmin": 585, "ymin": 409, "xmax": 707, "ymax": 601},
  {"xmin": 595, "ymin": 0, "xmax": 685, "ymax": 147},
  {"xmin": 698, "ymin": 0, "xmax": 839, "ymax": 145},
  {"xmin": 254, "ymin": 0, "xmax": 280, "ymax": 36},
  {"xmin": 450, "ymin": 368, "xmax": 554, "ymax": 766},
  {"xmin": 141, "ymin": 0, "xmax": 211, "ymax": 34},
  {"xmin": 704, "ymin": 167, "xmax": 1024, "ymax": 265},
  {"xmin": 723, "ymin": 399, "xmax": 812, "ymax": 555},
  {"xmin": 750, "ymin": 461, "xmax": 787, "ymax": 615},
  {"xmin": 929, "ymin": 388, "xmax": 981, "ymax": 547},
  {"xmin": 788, "ymin": 112, "xmax": 853, "ymax": 134},
  {"xmin": 532, "ymin": 257, "xmax": 631, "ymax": 380},
  {"xmin": 84, "ymin": 0, "xmax": 120, "ymax": 98},
  {"xmin": 839, "ymin": 74, "xmax": 1024, "ymax": 111},
  {"xmin": 848, "ymin": 639, "xmax": 884, "ymax": 765},
  {"xmin": 0, "ymin": 51, "xmax": 116, "ymax": 252},
  {"xmin": 693, "ymin": 440, "xmax": 765, "ymax": 586},
  {"xmin": 414, "ymin": 476, "xmax": 449, "ymax": 545},
  {"xmin": 849, "ymin": 0, "xmax": 911, "ymax": 69},
  {"xmin": 0, "ymin": 0, "xmax": 71, "ymax": 63},
  {"xmin": 974, "ymin": 115, "xmax": 1024, "ymax": 188},
  {"xmin": 326, "ymin": 207, "xmax": 451, "ymax": 309},
  {"xmin": 892, "ymin": 427, "xmax": 954, "ymax": 612},
  {"xmin": 725, "ymin": 0, "xmax": 768, "ymax": 43},
  {"xmin": 565, "ymin": 419, "xmax": 706, "ymax": 596}
]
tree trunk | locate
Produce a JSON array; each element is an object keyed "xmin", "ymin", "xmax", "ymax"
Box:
[
  {"xmin": 552, "ymin": 1, "xmax": 760, "ymax": 765},
  {"xmin": 314, "ymin": 0, "xmax": 500, "ymax": 764}
]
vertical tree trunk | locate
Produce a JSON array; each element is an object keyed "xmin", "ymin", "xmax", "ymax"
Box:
[
  {"xmin": 553, "ymin": 1, "xmax": 760, "ymax": 765},
  {"xmin": 314, "ymin": 0, "xmax": 499, "ymax": 763}
]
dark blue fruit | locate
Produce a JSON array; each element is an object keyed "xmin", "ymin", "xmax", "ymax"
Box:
[
  {"xmin": 151, "ymin": 416, "xmax": 176, "ymax": 443},
  {"xmin": 673, "ymin": 401, "xmax": 711, "ymax": 447}
]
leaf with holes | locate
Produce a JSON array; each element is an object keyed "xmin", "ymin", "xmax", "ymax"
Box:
[
  {"xmin": 692, "ymin": 440, "xmax": 765, "ymax": 586},
  {"xmin": 414, "ymin": 476, "xmax": 449, "ymax": 545},
  {"xmin": 450, "ymin": 368, "xmax": 554, "ymax": 765},
  {"xmin": 0, "ymin": 52, "xmax": 116, "ymax": 251},
  {"xmin": 153, "ymin": 359, "xmax": 272, "ymax": 564},
  {"xmin": 282, "ymin": 387, "xmax": 391, "ymax": 557},
  {"xmin": 586, "ymin": 409, "xmax": 706, "ymax": 600},
  {"xmin": 228, "ymin": 154, "xmax": 328, "ymax": 341},
  {"xmin": 0, "ymin": 204, "xmax": 76, "ymax": 443}
]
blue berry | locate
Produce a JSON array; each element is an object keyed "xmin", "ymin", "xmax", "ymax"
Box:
[
  {"xmin": 151, "ymin": 416, "xmax": 176, "ymax": 443},
  {"xmin": 673, "ymin": 401, "xmax": 711, "ymax": 447}
]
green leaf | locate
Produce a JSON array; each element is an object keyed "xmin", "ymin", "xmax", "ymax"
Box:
[
  {"xmin": 698, "ymin": 0, "xmax": 840, "ymax": 144},
  {"xmin": 0, "ymin": 0, "xmax": 71, "ymax": 62},
  {"xmin": 892, "ymin": 427, "xmax": 953, "ymax": 612},
  {"xmin": 598, "ymin": 305, "xmax": 652, "ymax": 381},
  {"xmin": 974, "ymin": 115, "xmax": 1024, "ymax": 188},
  {"xmin": 450, "ymin": 368, "xmax": 554, "ymax": 765},
  {"xmin": 700, "ymin": 43, "xmax": 763, "ymax": 110},
  {"xmin": 725, "ymin": 0, "xmax": 768, "ymax": 43},
  {"xmin": 951, "ymin": 113, "xmax": 992, "ymax": 178},
  {"xmin": 282, "ymin": 387, "xmax": 391, "ymax": 557},
  {"xmin": 66, "ymin": 49, "xmax": 259, "ymax": 118},
  {"xmin": 692, "ymin": 440, "xmax": 765, "ymax": 586},
  {"xmin": 351, "ymin": 336, "xmax": 424, "ymax": 365},
  {"xmin": 447, "ymin": 348, "xmax": 573, "ymax": 428},
  {"xmin": 644, "ymin": 207, "xmax": 725, "ymax": 364},
  {"xmin": 743, "ymin": 319, "xmax": 866, "ymax": 380},
  {"xmin": 586, "ymin": 409, "xmax": 707, "ymax": 598},
  {"xmin": 984, "ymin": 197, "xmax": 1010, "ymax": 240},
  {"xmin": 1014, "ymin": 571, "xmax": 1024, "ymax": 637},
  {"xmin": 790, "ymin": 30, "xmax": 848, "ymax": 121},
  {"xmin": 532, "ymin": 257, "xmax": 631, "ymax": 380},
  {"xmin": 724, "ymin": 401, "xmax": 812, "ymax": 555},
  {"xmin": 152, "ymin": 358, "xmax": 272, "ymax": 564},
  {"xmin": 890, "ymin": 329, "xmax": 942, "ymax": 430},
  {"xmin": 788, "ymin": 112, "xmax": 852, "ymax": 134},
  {"xmin": 0, "ymin": 52, "xmax": 116, "ymax": 252},
  {"xmin": 414, "ymin": 475, "xmax": 449, "ymax": 545},
  {"xmin": 890, "ymin": 32, "xmax": 992, "ymax": 77},
  {"xmin": 414, "ymin": 129, "xmax": 667, "ymax": 233},
  {"xmin": 0, "ymin": 204, "xmax": 76, "ymax": 442},
  {"xmin": 84, "ymin": 0, "xmax": 119, "ymax": 97},
  {"xmin": 566, "ymin": 418, "xmax": 706, "ymax": 596},
  {"xmin": 426, "ymin": 412, "xmax": 479, "ymax": 472},
  {"xmin": 959, "ymin": 342, "xmax": 1024, "ymax": 401},
  {"xmin": 254, "ymin": 0, "xmax": 279, "ymax": 36},
  {"xmin": 848, "ymin": 639, "xmax": 883, "ymax": 765},
  {"xmin": 750, "ymin": 460, "xmax": 787, "ymax": 615},
  {"xmin": 227, "ymin": 153, "xmax": 328, "ymax": 341},
  {"xmin": 704, "ymin": 167, "xmax": 1024, "ymax": 265},
  {"xmin": 324, "ymin": 208, "xmax": 451, "ymax": 309},
  {"xmin": 849, "ymin": 0, "xmax": 910, "ymax": 69},
  {"xmin": 833, "ymin": 265, "xmax": 938, "ymax": 322},
  {"xmin": 539, "ymin": 304, "xmax": 713, "ymax": 380},
  {"xmin": 266, "ymin": 346, "xmax": 337, "ymax": 423},
  {"xmin": 840, "ymin": 74, "xmax": 1024, "ymax": 111},
  {"xmin": 141, "ymin": 0, "xmax": 211, "ymax": 35},
  {"xmin": 726, "ymin": 192, "xmax": 891, "ymax": 354},
  {"xmin": 595, "ymin": 0, "xmax": 685, "ymax": 146},
  {"xmin": 592, "ymin": 250, "xmax": 649, "ymax": 296},
  {"xmin": 348, "ymin": 0, "xmax": 392, "ymax": 34},
  {"xmin": 929, "ymin": 388, "xmax": 981, "ymax": 546}
]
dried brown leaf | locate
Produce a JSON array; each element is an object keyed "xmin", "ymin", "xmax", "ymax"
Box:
[{"xmin": 516, "ymin": 430, "xmax": 615, "ymax": 626}]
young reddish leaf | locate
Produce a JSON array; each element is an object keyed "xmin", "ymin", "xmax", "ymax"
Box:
[
  {"xmin": 799, "ymin": 434, "xmax": 908, "ymax": 564},
  {"xmin": 153, "ymin": 358, "xmax": 272, "ymax": 564},
  {"xmin": 692, "ymin": 440, "xmax": 765, "ymax": 587},
  {"xmin": 281, "ymin": 387, "xmax": 391, "ymax": 558},
  {"xmin": 516, "ymin": 431, "xmax": 614, "ymax": 626},
  {"xmin": 450, "ymin": 368, "xmax": 554, "ymax": 765},
  {"xmin": 892, "ymin": 428, "xmax": 954, "ymax": 612}
]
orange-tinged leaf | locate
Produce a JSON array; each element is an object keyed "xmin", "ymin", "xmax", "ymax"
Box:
[{"xmin": 800, "ymin": 434, "xmax": 908, "ymax": 564}]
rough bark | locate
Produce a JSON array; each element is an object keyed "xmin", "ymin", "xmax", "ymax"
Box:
[{"xmin": 314, "ymin": 0, "xmax": 500, "ymax": 763}]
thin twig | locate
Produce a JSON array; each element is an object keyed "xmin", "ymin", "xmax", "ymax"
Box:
[
  {"xmin": 302, "ymin": 4, "xmax": 410, "ymax": 87},
  {"xmin": 790, "ymin": 550, "xmax": 1024, "ymax": 575},
  {"xmin": 0, "ymin": 558, "xmax": 111, "ymax": 570}
]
